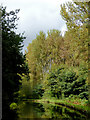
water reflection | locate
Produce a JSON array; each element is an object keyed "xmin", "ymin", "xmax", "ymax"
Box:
[{"xmin": 17, "ymin": 101, "xmax": 88, "ymax": 120}]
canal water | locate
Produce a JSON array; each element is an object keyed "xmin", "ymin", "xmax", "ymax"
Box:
[
  {"xmin": 3, "ymin": 101, "xmax": 89, "ymax": 120},
  {"xmin": 9, "ymin": 101, "xmax": 88, "ymax": 120}
]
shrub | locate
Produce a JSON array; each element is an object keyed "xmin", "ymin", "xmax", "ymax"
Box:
[
  {"xmin": 10, "ymin": 102, "xmax": 17, "ymax": 110},
  {"xmin": 43, "ymin": 65, "xmax": 88, "ymax": 100}
]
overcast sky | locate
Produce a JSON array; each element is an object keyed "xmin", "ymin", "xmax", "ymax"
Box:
[{"xmin": 1, "ymin": 0, "xmax": 72, "ymax": 53}]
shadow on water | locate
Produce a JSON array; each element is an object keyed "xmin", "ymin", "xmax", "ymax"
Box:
[
  {"xmin": 14, "ymin": 101, "xmax": 89, "ymax": 120},
  {"xmin": 2, "ymin": 101, "xmax": 89, "ymax": 120}
]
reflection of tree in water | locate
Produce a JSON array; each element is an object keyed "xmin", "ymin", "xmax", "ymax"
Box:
[
  {"xmin": 41, "ymin": 104, "xmax": 70, "ymax": 119},
  {"xmin": 33, "ymin": 103, "xmax": 45, "ymax": 117},
  {"xmin": 41, "ymin": 103, "xmax": 53, "ymax": 118},
  {"xmin": 17, "ymin": 102, "xmax": 87, "ymax": 119},
  {"xmin": 64, "ymin": 108, "xmax": 87, "ymax": 120},
  {"xmin": 17, "ymin": 102, "xmax": 38, "ymax": 118},
  {"xmin": 39, "ymin": 103, "xmax": 87, "ymax": 119}
]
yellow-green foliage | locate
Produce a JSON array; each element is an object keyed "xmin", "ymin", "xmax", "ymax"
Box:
[
  {"xmin": 20, "ymin": 2, "xmax": 89, "ymax": 101},
  {"xmin": 18, "ymin": 74, "xmax": 32, "ymax": 99},
  {"xmin": 10, "ymin": 102, "xmax": 17, "ymax": 110}
]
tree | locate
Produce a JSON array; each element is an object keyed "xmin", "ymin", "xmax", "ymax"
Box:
[
  {"xmin": 26, "ymin": 31, "xmax": 46, "ymax": 87},
  {"xmin": 26, "ymin": 30, "xmax": 65, "ymax": 89},
  {"xmin": 45, "ymin": 29, "xmax": 66, "ymax": 65},
  {"xmin": 60, "ymin": 1, "xmax": 89, "ymax": 66},
  {"xmin": 60, "ymin": 1, "xmax": 88, "ymax": 29},
  {"xmin": 43, "ymin": 65, "xmax": 88, "ymax": 100},
  {"xmin": 1, "ymin": 6, "xmax": 27, "ymax": 118}
]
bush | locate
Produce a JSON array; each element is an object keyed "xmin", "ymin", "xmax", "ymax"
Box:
[
  {"xmin": 43, "ymin": 65, "xmax": 88, "ymax": 100},
  {"xmin": 32, "ymin": 84, "xmax": 44, "ymax": 99},
  {"xmin": 79, "ymin": 91, "xmax": 89, "ymax": 100},
  {"xmin": 17, "ymin": 74, "xmax": 32, "ymax": 99},
  {"xmin": 10, "ymin": 102, "xmax": 17, "ymax": 110}
]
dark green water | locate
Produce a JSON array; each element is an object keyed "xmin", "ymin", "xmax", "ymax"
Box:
[{"xmin": 13, "ymin": 101, "xmax": 89, "ymax": 120}]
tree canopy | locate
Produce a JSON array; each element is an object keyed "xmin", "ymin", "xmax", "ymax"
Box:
[
  {"xmin": 25, "ymin": 1, "xmax": 89, "ymax": 100},
  {"xmin": 1, "ymin": 6, "xmax": 28, "ymax": 118}
]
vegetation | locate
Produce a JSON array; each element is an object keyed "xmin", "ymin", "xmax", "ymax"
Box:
[
  {"xmin": 10, "ymin": 102, "xmax": 17, "ymax": 110},
  {"xmin": 42, "ymin": 65, "xmax": 88, "ymax": 100},
  {"xmin": 23, "ymin": 1, "xmax": 89, "ymax": 102},
  {"xmin": 25, "ymin": 1, "xmax": 89, "ymax": 111},
  {"xmin": 1, "ymin": 6, "xmax": 29, "ymax": 118},
  {"xmin": 1, "ymin": 1, "xmax": 89, "ymax": 118},
  {"xmin": 34, "ymin": 98, "xmax": 89, "ymax": 114},
  {"xmin": 16, "ymin": 100, "xmax": 88, "ymax": 119}
]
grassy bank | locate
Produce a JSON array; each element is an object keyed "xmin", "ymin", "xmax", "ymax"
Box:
[{"xmin": 33, "ymin": 98, "xmax": 90, "ymax": 115}]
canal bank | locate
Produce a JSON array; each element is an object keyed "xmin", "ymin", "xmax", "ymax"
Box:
[
  {"xmin": 33, "ymin": 99, "xmax": 90, "ymax": 116},
  {"xmin": 9, "ymin": 99, "xmax": 89, "ymax": 119}
]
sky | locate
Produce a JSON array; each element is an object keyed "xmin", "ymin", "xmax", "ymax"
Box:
[{"xmin": 1, "ymin": 0, "xmax": 72, "ymax": 53}]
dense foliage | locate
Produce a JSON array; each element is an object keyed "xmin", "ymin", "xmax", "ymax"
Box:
[
  {"xmin": 43, "ymin": 65, "xmax": 88, "ymax": 99},
  {"xmin": 1, "ymin": 6, "xmax": 28, "ymax": 118},
  {"xmin": 2, "ymin": 2, "xmax": 89, "ymax": 117},
  {"xmin": 24, "ymin": 1, "xmax": 89, "ymax": 101}
]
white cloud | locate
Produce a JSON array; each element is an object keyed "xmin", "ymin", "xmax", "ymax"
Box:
[{"xmin": 1, "ymin": 0, "xmax": 72, "ymax": 53}]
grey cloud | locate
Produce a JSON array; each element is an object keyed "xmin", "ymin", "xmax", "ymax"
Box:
[{"xmin": 1, "ymin": 0, "xmax": 68, "ymax": 54}]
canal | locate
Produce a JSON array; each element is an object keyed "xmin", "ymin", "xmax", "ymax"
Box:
[{"xmin": 9, "ymin": 101, "xmax": 89, "ymax": 120}]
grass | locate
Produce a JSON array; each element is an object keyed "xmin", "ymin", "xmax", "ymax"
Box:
[{"xmin": 33, "ymin": 98, "xmax": 90, "ymax": 115}]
